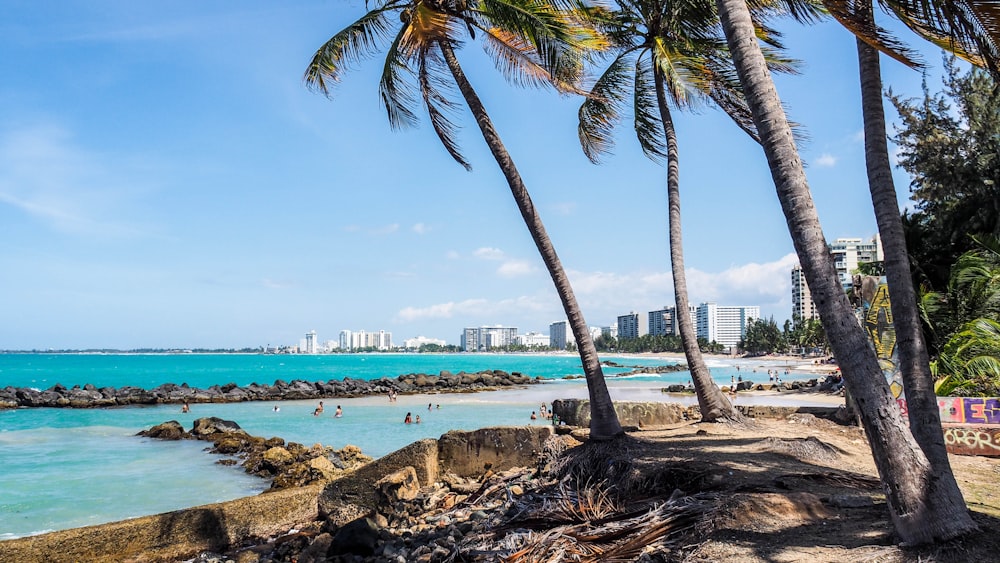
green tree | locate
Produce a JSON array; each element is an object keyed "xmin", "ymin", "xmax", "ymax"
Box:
[
  {"xmin": 740, "ymin": 316, "xmax": 785, "ymax": 355},
  {"xmin": 891, "ymin": 60, "xmax": 1000, "ymax": 291},
  {"xmin": 713, "ymin": 0, "xmax": 977, "ymax": 543},
  {"xmin": 305, "ymin": 0, "xmax": 623, "ymax": 440},
  {"xmin": 575, "ymin": 0, "xmax": 805, "ymax": 421}
]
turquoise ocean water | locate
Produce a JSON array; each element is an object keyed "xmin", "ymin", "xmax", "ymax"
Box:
[{"xmin": 0, "ymin": 353, "xmax": 808, "ymax": 540}]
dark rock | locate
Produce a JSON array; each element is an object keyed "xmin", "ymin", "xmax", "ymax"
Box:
[
  {"xmin": 137, "ymin": 420, "xmax": 188, "ymax": 440},
  {"xmin": 330, "ymin": 517, "xmax": 379, "ymax": 556},
  {"xmin": 191, "ymin": 417, "xmax": 243, "ymax": 437}
]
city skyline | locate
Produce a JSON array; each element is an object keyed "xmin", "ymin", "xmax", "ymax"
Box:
[{"xmin": 1, "ymin": 2, "xmax": 951, "ymax": 350}]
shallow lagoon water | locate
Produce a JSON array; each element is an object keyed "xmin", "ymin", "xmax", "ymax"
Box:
[{"xmin": 0, "ymin": 353, "xmax": 829, "ymax": 539}]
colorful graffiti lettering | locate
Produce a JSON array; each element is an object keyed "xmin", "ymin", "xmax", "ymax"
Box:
[{"xmin": 943, "ymin": 426, "xmax": 1000, "ymax": 456}]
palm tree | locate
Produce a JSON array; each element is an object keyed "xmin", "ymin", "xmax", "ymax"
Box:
[
  {"xmin": 575, "ymin": 1, "xmax": 796, "ymax": 421},
  {"xmin": 304, "ymin": 0, "xmax": 623, "ymax": 440},
  {"xmin": 713, "ymin": 0, "xmax": 977, "ymax": 544}
]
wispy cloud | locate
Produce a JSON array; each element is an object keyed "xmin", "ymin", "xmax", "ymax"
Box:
[
  {"xmin": 395, "ymin": 296, "xmax": 549, "ymax": 323},
  {"xmin": 412, "ymin": 223, "xmax": 429, "ymax": 235},
  {"xmin": 815, "ymin": 153, "xmax": 837, "ymax": 167},
  {"xmin": 497, "ymin": 260, "xmax": 536, "ymax": 278},
  {"xmin": 473, "ymin": 247, "xmax": 505, "ymax": 260},
  {"xmin": 370, "ymin": 223, "xmax": 399, "ymax": 235},
  {"xmin": 446, "ymin": 250, "xmax": 460, "ymax": 260}
]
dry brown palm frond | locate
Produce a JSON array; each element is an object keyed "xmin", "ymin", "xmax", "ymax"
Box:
[
  {"xmin": 775, "ymin": 470, "xmax": 882, "ymax": 490},
  {"xmin": 758, "ymin": 435, "xmax": 845, "ymax": 462}
]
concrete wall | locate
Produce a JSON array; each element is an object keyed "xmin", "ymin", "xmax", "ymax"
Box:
[
  {"xmin": 552, "ymin": 399, "xmax": 696, "ymax": 427},
  {"xmin": 0, "ymin": 484, "xmax": 324, "ymax": 563}
]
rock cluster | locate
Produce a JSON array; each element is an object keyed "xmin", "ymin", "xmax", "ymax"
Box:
[
  {"xmin": 0, "ymin": 369, "xmax": 540, "ymax": 409},
  {"xmin": 138, "ymin": 417, "xmax": 373, "ymax": 490}
]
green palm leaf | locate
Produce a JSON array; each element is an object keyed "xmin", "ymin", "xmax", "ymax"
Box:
[
  {"xmin": 634, "ymin": 55, "xmax": 668, "ymax": 162},
  {"xmin": 304, "ymin": 5, "xmax": 403, "ymax": 95},
  {"xmin": 419, "ymin": 47, "xmax": 472, "ymax": 169},
  {"xmin": 579, "ymin": 50, "xmax": 639, "ymax": 162}
]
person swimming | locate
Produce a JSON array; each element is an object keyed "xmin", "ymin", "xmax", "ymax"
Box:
[
  {"xmin": 404, "ymin": 412, "xmax": 412, "ymax": 424},
  {"xmin": 415, "ymin": 415, "xmax": 422, "ymax": 424},
  {"xmin": 313, "ymin": 401, "xmax": 324, "ymax": 416},
  {"xmin": 334, "ymin": 405, "xmax": 342, "ymax": 418}
]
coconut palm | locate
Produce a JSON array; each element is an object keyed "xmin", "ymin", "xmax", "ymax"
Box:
[
  {"xmin": 713, "ymin": 0, "xmax": 977, "ymax": 544},
  {"xmin": 304, "ymin": 0, "xmax": 623, "ymax": 439},
  {"xmin": 575, "ymin": 0, "xmax": 806, "ymax": 421}
]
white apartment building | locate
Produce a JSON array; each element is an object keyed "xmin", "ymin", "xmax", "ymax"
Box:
[
  {"xmin": 830, "ymin": 235, "xmax": 883, "ymax": 291},
  {"xmin": 338, "ymin": 329, "xmax": 392, "ymax": 351},
  {"xmin": 516, "ymin": 331, "xmax": 551, "ymax": 349},
  {"xmin": 601, "ymin": 324, "xmax": 618, "ymax": 338},
  {"xmin": 617, "ymin": 312, "xmax": 647, "ymax": 340},
  {"xmin": 403, "ymin": 335, "xmax": 447, "ymax": 349},
  {"xmin": 461, "ymin": 326, "xmax": 518, "ymax": 351},
  {"xmin": 791, "ymin": 265, "xmax": 818, "ymax": 323},
  {"xmin": 549, "ymin": 320, "xmax": 572, "ymax": 350},
  {"xmin": 695, "ymin": 303, "xmax": 760, "ymax": 350}
]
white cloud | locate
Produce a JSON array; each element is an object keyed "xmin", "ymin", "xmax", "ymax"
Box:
[
  {"xmin": 446, "ymin": 250, "xmax": 460, "ymax": 260},
  {"xmin": 497, "ymin": 260, "xmax": 536, "ymax": 278},
  {"xmin": 473, "ymin": 247, "xmax": 505, "ymax": 260},
  {"xmin": 412, "ymin": 223, "xmax": 429, "ymax": 235},
  {"xmin": 395, "ymin": 296, "xmax": 550, "ymax": 323},
  {"xmin": 815, "ymin": 153, "xmax": 837, "ymax": 167},
  {"xmin": 395, "ymin": 299, "xmax": 490, "ymax": 321}
]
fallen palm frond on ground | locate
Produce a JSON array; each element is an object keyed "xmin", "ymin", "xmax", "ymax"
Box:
[{"xmin": 452, "ymin": 477, "xmax": 717, "ymax": 562}]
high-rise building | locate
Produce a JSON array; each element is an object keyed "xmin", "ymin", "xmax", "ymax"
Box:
[
  {"xmin": 460, "ymin": 326, "xmax": 518, "ymax": 351},
  {"xmin": 516, "ymin": 331, "xmax": 550, "ymax": 348},
  {"xmin": 403, "ymin": 335, "xmax": 446, "ymax": 349},
  {"xmin": 617, "ymin": 312, "xmax": 646, "ymax": 339},
  {"xmin": 337, "ymin": 328, "xmax": 392, "ymax": 351},
  {"xmin": 695, "ymin": 303, "xmax": 760, "ymax": 350},
  {"xmin": 549, "ymin": 320, "xmax": 571, "ymax": 350},
  {"xmin": 648, "ymin": 306, "xmax": 697, "ymax": 336},
  {"xmin": 304, "ymin": 330, "xmax": 317, "ymax": 354},
  {"xmin": 791, "ymin": 265, "xmax": 818, "ymax": 323},
  {"xmin": 830, "ymin": 235, "xmax": 883, "ymax": 290}
]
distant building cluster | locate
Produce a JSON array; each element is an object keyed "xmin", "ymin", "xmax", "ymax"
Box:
[{"xmin": 285, "ymin": 235, "xmax": 882, "ymax": 354}]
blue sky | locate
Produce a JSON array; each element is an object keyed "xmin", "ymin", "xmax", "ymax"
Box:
[{"xmin": 0, "ymin": 1, "xmax": 952, "ymax": 349}]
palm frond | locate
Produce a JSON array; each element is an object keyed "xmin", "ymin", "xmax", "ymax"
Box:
[
  {"xmin": 379, "ymin": 25, "xmax": 422, "ymax": 130},
  {"xmin": 822, "ymin": 0, "xmax": 924, "ymax": 68},
  {"xmin": 634, "ymin": 55, "xmax": 667, "ymax": 163},
  {"xmin": 420, "ymin": 45, "xmax": 472, "ymax": 170},
  {"xmin": 304, "ymin": 5, "xmax": 402, "ymax": 95},
  {"xmin": 481, "ymin": 26, "xmax": 584, "ymax": 92},
  {"xmin": 578, "ymin": 50, "xmax": 637, "ymax": 162},
  {"xmin": 880, "ymin": 0, "xmax": 1000, "ymax": 75}
]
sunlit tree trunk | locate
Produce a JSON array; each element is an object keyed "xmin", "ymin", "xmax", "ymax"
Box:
[
  {"xmin": 856, "ymin": 17, "xmax": 962, "ymax": 484},
  {"xmin": 715, "ymin": 0, "xmax": 977, "ymax": 543},
  {"xmin": 438, "ymin": 40, "xmax": 623, "ymax": 440},
  {"xmin": 653, "ymin": 68, "xmax": 737, "ymax": 421}
]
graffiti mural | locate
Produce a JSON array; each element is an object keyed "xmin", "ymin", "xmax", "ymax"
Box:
[
  {"xmin": 938, "ymin": 397, "xmax": 1000, "ymax": 424},
  {"xmin": 858, "ymin": 276, "xmax": 904, "ymax": 399}
]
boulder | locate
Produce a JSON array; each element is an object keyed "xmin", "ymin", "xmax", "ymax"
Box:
[
  {"xmin": 191, "ymin": 417, "xmax": 243, "ymax": 437},
  {"xmin": 137, "ymin": 420, "xmax": 188, "ymax": 440},
  {"xmin": 329, "ymin": 517, "xmax": 379, "ymax": 556},
  {"xmin": 376, "ymin": 466, "xmax": 421, "ymax": 502}
]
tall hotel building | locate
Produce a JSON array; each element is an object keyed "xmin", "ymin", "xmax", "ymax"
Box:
[
  {"xmin": 548, "ymin": 320, "xmax": 573, "ymax": 350},
  {"xmin": 791, "ymin": 265, "xmax": 818, "ymax": 323},
  {"xmin": 648, "ymin": 305, "xmax": 696, "ymax": 337},
  {"xmin": 461, "ymin": 326, "xmax": 518, "ymax": 351},
  {"xmin": 696, "ymin": 303, "xmax": 760, "ymax": 350},
  {"xmin": 339, "ymin": 329, "xmax": 393, "ymax": 351},
  {"xmin": 617, "ymin": 312, "xmax": 647, "ymax": 339}
]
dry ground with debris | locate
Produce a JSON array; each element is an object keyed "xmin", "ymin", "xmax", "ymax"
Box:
[{"xmin": 606, "ymin": 414, "xmax": 1000, "ymax": 562}]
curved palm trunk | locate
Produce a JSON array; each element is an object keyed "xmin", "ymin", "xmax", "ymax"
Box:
[
  {"xmin": 437, "ymin": 40, "xmax": 623, "ymax": 440},
  {"xmin": 857, "ymin": 26, "xmax": 963, "ymax": 483},
  {"xmin": 715, "ymin": 0, "xmax": 976, "ymax": 543},
  {"xmin": 653, "ymin": 69, "xmax": 737, "ymax": 421}
]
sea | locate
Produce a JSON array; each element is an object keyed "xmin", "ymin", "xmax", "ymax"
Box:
[{"xmin": 0, "ymin": 352, "xmax": 817, "ymax": 540}]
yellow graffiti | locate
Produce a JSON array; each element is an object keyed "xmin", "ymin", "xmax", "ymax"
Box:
[{"xmin": 863, "ymin": 280, "xmax": 903, "ymax": 399}]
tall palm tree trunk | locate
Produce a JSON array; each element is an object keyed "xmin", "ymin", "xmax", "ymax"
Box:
[
  {"xmin": 715, "ymin": 0, "xmax": 976, "ymax": 543},
  {"xmin": 856, "ymin": 24, "xmax": 962, "ymax": 483},
  {"xmin": 653, "ymin": 69, "xmax": 737, "ymax": 421},
  {"xmin": 437, "ymin": 40, "xmax": 623, "ymax": 440}
]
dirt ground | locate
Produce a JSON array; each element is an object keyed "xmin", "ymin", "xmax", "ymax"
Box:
[{"xmin": 608, "ymin": 415, "xmax": 1000, "ymax": 562}]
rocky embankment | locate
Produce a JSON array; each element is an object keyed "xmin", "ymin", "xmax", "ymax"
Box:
[
  {"xmin": 138, "ymin": 417, "xmax": 373, "ymax": 490},
  {"xmin": 0, "ymin": 369, "xmax": 539, "ymax": 409}
]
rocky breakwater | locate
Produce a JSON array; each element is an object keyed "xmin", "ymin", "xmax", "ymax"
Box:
[
  {"xmin": 139, "ymin": 416, "xmax": 373, "ymax": 490},
  {"xmin": 0, "ymin": 369, "xmax": 540, "ymax": 409}
]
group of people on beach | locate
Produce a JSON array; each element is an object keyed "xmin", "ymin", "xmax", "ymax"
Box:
[{"xmin": 531, "ymin": 403, "xmax": 554, "ymax": 422}]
